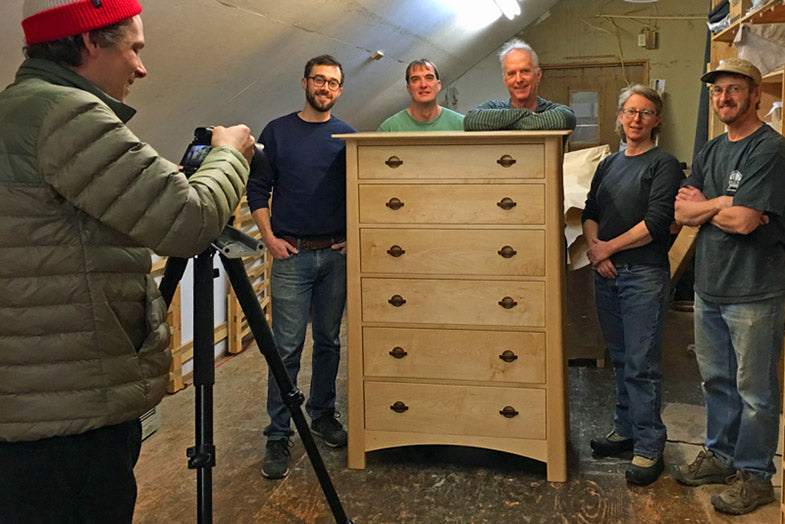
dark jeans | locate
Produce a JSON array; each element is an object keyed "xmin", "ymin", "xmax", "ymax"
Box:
[
  {"xmin": 593, "ymin": 264, "xmax": 669, "ymax": 459},
  {"xmin": 0, "ymin": 419, "xmax": 142, "ymax": 524},
  {"xmin": 264, "ymin": 248, "xmax": 347, "ymax": 440}
]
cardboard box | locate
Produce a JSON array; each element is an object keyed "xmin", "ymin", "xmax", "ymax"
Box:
[{"xmin": 729, "ymin": 0, "xmax": 752, "ymax": 23}]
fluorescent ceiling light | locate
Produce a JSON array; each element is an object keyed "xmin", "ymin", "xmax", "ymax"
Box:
[{"xmin": 494, "ymin": 0, "xmax": 521, "ymax": 19}]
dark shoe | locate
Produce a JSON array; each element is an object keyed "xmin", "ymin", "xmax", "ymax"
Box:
[
  {"xmin": 711, "ymin": 470, "xmax": 775, "ymax": 515},
  {"xmin": 261, "ymin": 439, "xmax": 291, "ymax": 479},
  {"xmin": 625, "ymin": 455, "xmax": 664, "ymax": 486},
  {"xmin": 310, "ymin": 414, "xmax": 347, "ymax": 448},
  {"xmin": 671, "ymin": 448, "xmax": 734, "ymax": 486},
  {"xmin": 590, "ymin": 430, "xmax": 633, "ymax": 457}
]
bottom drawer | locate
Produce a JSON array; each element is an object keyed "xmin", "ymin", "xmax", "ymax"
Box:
[{"xmin": 364, "ymin": 381, "xmax": 546, "ymax": 440}]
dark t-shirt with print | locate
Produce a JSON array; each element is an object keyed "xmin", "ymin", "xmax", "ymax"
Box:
[{"xmin": 687, "ymin": 124, "xmax": 785, "ymax": 303}]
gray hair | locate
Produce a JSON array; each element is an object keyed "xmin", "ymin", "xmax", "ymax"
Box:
[
  {"xmin": 498, "ymin": 39, "xmax": 539, "ymax": 69},
  {"xmin": 615, "ymin": 84, "xmax": 664, "ymax": 141}
]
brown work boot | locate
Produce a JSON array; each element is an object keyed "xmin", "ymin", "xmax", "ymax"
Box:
[
  {"xmin": 671, "ymin": 448, "xmax": 734, "ymax": 486},
  {"xmin": 711, "ymin": 470, "xmax": 775, "ymax": 515}
]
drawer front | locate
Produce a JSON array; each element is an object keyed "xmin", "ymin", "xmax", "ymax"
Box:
[
  {"xmin": 364, "ymin": 381, "xmax": 546, "ymax": 439},
  {"xmin": 360, "ymin": 229, "xmax": 545, "ymax": 276},
  {"xmin": 363, "ymin": 327, "xmax": 545, "ymax": 383},
  {"xmin": 358, "ymin": 184, "xmax": 544, "ymax": 225},
  {"xmin": 361, "ymin": 278, "xmax": 545, "ymax": 327},
  {"xmin": 357, "ymin": 144, "xmax": 544, "ymax": 180}
]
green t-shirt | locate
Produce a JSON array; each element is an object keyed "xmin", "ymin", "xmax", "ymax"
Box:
[
  {"xmin": 688, "ymin": 124, "xmax": 785, "ymax": 303},
  {"xmin": 377, "ymin": 108, "xmax": 464, "ymax": 132}
]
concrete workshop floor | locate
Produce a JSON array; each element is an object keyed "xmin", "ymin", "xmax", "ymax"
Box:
[{"xmin": 133, "ymin": 308, "xmax": 782, "ymax": 523}]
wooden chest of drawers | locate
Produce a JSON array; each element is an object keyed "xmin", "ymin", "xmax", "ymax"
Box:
[{"xmin": 336, "ymin": 131, "xmax": 570, "ymax": 481}]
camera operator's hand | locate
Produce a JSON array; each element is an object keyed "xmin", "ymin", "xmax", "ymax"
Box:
[{"xmin": 211, "ymin": 124, "xmax": 255, "ymax": 163}]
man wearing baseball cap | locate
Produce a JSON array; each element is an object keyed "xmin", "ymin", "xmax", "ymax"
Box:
[
  {"xmin": 0, "ymin": 1, "xmax": 255, "ymax": 522},
  {"xmin": 673, "ymin": 57, "xmax": 785, "ymax": 515}
]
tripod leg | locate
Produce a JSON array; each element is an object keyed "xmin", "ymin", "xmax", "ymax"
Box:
[
  {"xmin": 190, "ymin": 250, "xmax": 216, "ymax": 524},
  {"xmin": 220, "ymin": 253, "xmax": 353, "ymax": 524}
]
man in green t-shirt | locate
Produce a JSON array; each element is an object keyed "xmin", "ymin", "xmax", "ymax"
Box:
[{"xmin": 377, "ymin": 59, "xmax": 464, "ymax": 132}]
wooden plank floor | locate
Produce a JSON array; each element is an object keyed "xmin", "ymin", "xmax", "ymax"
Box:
[{"xmin": 133, "ymin": 309, "xmax": 782, "ymax": 523}]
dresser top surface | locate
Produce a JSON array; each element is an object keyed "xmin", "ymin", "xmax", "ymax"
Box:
[{"xmin": 334, "ymin": 130, "xmax": 571, "ymax": 142}]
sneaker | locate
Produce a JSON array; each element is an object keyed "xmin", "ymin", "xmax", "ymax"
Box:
[
  {"xmin": 261, "ymin": 439, "xmax": 291, "ymax": 479},
  {"xmin": 590, "ymin": 430, "xmax": 633, "ymax": 457},
  {"xmin": 671, "ymin": 448, "xmax": 734, "ymax": 486},
  {"xmin": 310, "ymin": 414, "xmax": 347, "ymax": 448},
  {"xmin": 625, "ymin": 455, "xmax": 664, "ymax": 486},
  {"xmin": 711, "ymin": 470, "xmax": 775, "ymax": 515}
]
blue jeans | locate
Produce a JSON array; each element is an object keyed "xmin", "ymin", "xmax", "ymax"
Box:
[
  {"xmin": 593, "ymin": 264, "xmax": 669, "ymax": 459},
  {"xmin": 264, "ymin": 247, "xmax": 346, "ymax": 440},
  {"xmin": 693, "ymin": 293, "xmax": 784, "ymax": 479}
]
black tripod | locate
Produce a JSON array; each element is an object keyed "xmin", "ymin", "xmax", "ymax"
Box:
[{"xmin": 158, "ymin": 224, "xmax": 354, "ymax": 524}]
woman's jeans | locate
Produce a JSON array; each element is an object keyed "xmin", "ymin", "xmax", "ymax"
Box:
[
  {"xmin": 693, "ymin": 293, "xmax": 784, "ymax": 479},
  {"xmin": 264, "ymin": 247, "xmax": 346, "ymax": 440},
  {"xmin": 593, "ymin": 264, "xmax": 669, "ymax": 459}
]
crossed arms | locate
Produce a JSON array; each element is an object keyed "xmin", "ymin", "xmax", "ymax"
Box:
[{"xmin": 675, "ymin": 185, "xmax": 767, "ymax": 235}]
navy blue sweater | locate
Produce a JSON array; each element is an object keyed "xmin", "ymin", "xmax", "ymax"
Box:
[{"xmin": 247, "ymin": 112, "xmax": 356, "ymax": 238}]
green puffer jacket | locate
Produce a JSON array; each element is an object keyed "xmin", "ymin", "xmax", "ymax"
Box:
[{"xmin": 0, "ymin": 59, "xmax": 250, "ymax": 442}]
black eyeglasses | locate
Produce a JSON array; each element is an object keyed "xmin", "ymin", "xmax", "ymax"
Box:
[
  {"xmin": 620, "ymin": 108, "xmax": 657, "ymax": 121},
  {"xmin": 307, "ymin": 75, "xmax": 342, "ymax": 91}
]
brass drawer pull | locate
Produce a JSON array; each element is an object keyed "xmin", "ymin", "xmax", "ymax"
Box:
[
  {"xmin": 496, "ymin": 197, "xmax": 517, "ymax": 210},
  {"xmin": 385, "ymin": 156, "xmax": 404, "ymax": 168},
  {"xmin": 385, "ymin": 197, "xmax": 404, "ymax": 210},
  {"xmin": 389, "ymin": 346, "xmax": 408, "ymax": 359},
  {"xmin": 390, "ymin": 401, "xmax": 409, "ymax": 413},
  {"xmin": 497, "ymin": 245, "xmax": 517, "ymax": 258},
  {"xmin": 498, "ymin": 296, "xmax": 517, "ymax": 309},
  {"xmin": 387, "ymin": 245, "xmax": 406, "ymax": 257},
  {"xmin": 499, "ymin": 406, "xmax": 519, "ymax": 418},
  {"xmin": 499, "ymin": 350, "xmax": 518, "ymax": 363},
  {"xmin": 496, "ymin": 154, "xmax": 517, "ymax": 168},
  {"xmin": 388, "ymin": 295, "xmax": 406, "ymax": 307}
]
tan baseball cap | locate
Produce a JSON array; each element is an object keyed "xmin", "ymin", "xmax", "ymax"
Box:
[{"xmin": 701, "ymin": 58, "xmax": 762, "ymax": 85}]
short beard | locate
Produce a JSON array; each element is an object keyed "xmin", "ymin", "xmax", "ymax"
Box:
[
  {"xmin": 717, "ymin": 95, "xmax": 750, "ymax": 125},
  {"xmin": 306, "ymin": 89, "xmax": 336, "ymax": 113}
]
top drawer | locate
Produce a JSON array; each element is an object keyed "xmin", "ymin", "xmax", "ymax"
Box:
[{"xmin": 357, "ymin": 143, "xmax": 544, "ymax": 180}]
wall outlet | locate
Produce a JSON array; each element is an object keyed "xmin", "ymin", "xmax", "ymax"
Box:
[{"xmin": 638, "ymin": 32, "xmax": 647, "ymax": 47}]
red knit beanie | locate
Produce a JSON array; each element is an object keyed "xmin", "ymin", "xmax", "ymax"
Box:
[{"xmin": 22, "ymin": 0, "xmax": 143, "ymax": 45}]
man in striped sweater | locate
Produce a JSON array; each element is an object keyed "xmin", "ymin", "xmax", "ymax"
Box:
[{"xmin": 464, "ymin": 39, "xmax": 576, "ymax": 132}]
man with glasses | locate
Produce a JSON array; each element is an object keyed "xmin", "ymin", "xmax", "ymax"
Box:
[
  {"xmin": 463, "ymin": 39, "xmax": 575, "ymax": 131},
  {"xmin": 248, "ymin": 55, "xmax": 356, "ymax": 479},
  {"xmin": 674, "ymin": 58, "xmax": 785, "ymax": 516},
  {"xmin": 377, "ymin": 59, "xmax": 464, "ymax": 131}
]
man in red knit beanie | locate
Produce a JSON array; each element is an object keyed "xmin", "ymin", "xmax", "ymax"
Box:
[{"xmin": 0, "ymin": 2, "xmax": 255, "ymax": 522}]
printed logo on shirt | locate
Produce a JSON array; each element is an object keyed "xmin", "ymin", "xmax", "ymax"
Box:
[{"xmin": 726, "ymin": 170, "xmax": 742, "ymax": 195}]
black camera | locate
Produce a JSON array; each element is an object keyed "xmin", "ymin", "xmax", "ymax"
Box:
[
  {"xmin": 179, "ymin": 126, "xmax": 266, "ymax": 179},
  {"xmin": 179, "ymin": 127, "xmax": 216, "ymax": 177}
]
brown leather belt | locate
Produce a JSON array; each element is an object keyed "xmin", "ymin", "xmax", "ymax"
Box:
[{"xmin": 280, "ymin": 236, "xmax": 344, "ymax": 251}]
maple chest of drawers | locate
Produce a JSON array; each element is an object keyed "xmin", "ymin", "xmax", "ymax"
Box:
[{"xmin": 336, "ymin": 131, "xmax": 570, "ymax": 481}]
